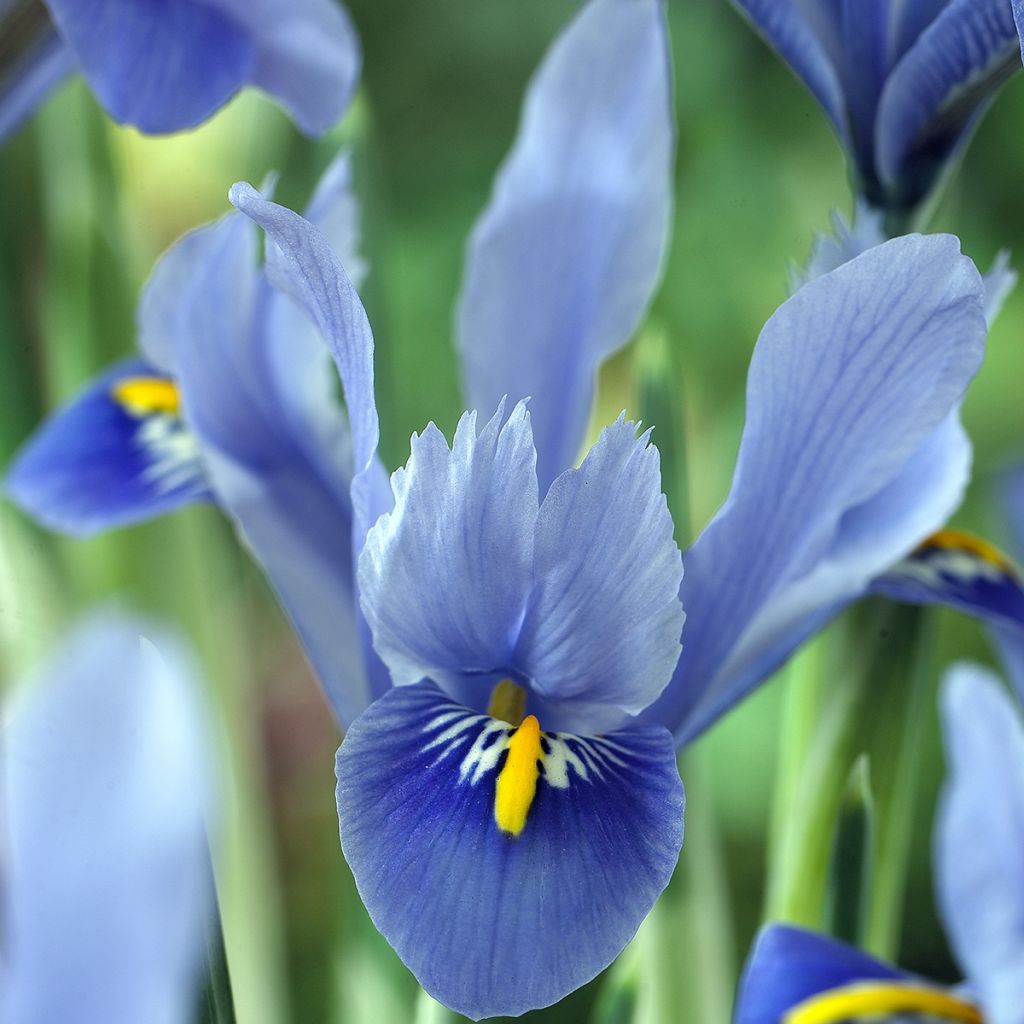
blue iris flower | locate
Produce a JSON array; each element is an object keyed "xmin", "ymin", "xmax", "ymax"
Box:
[
  {"xmin": 2, "ymin": 613, "xmax": 215, "ymax": 1022},
  {"xmin": 0, "ymin": 0, "xmax": 360, "ymax": 140},
  {"xmin": 731, "ymin": 0, "xmax": 1020, "ymax": 218},
  {"xmin": 3, "ymin": 0, "xmax": 1004, "ymax": 1012},
  {"xmin": 734, "ymin": 661, "xmax": 1024, "ymax": 1024}
]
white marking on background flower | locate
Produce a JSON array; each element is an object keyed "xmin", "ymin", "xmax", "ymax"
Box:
[
  {"xmin": 892, "ymin": 549, "xmax": 1006, "ymax": 589},
  {"xmin": 137, "ymin": 415, "xmax": 204, "ymax": 494}
]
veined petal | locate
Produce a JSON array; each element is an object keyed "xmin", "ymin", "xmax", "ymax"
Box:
[
  {"xmin": 5, "ymin": 358, "xmax": 209, "ymax": 535},
  {"xmin": 514, "ymin": 417, "xmax": 684, "ymax": 730},
  {"xmin": 4, "ymin": 613, "xmax": 213, "ymax": 1022},
  {"xmin": 876, "ymin": 0, "xmax": 1018, "ymax": 204},
  {"xmin": 874, "ymin": 529, "xmax": 1024, "ymax": 634},
  {"xmin": 728, "ymin": 0, "xmax": 849, "ymax": 147},
  {"xmin": 42, "ymin": 0, "xmax": 359, "ymax": 135},
  {"xmin": 456, "ymin": 0, "xmax": 674, "ymax": 493},
  {"xmin": 936, "ymin": 664, "xmax": 1024, "ymax": 1024},
  {"xmin": 1015, "ymin": 0, "xmax": 1024, "ymax": 63},
  {"xmin": 647, "ymin": 234, "xmax": 986, "ymax": 744},
  {"xmin": 734, "ymin": 925, "xmax": 908, "ymax": 1024},
  {"xmin": 335, "ymin": 681, "xmax": 684, "ymax": 1020},
  {"xmin": 156, "ymin": 206, "xmax": 376, "ymax": 724},
  {"xmin": 359, "ymin": 402, "xmax": 538, "ymax": 692}
]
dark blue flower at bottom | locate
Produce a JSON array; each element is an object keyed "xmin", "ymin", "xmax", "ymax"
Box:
[{"xmin": 337, "ymin": 681, "xmax": 684, "ymax": 1020}]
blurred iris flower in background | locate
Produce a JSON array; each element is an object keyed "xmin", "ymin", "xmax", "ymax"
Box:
[
  {"xmin": 0, "ymin": 0, "xmax": 360, "ymax": 140},
  {"xmin": 730, "ymin": 0, "xmax": 1021, "ymax": 223},
  {"xmin": 734, "ymin": 661, "xmax": 1024, "ymax": 1024},
  {"xmin": 1, "ymin": 612, "xmax": 215, "ymax": 1022}
]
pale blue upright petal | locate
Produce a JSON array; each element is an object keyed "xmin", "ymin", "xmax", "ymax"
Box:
[
  {"xmin": 5, "ymin": 358, "xmax": 210, "ymax": 534},
  {"xmin": 148, "ymin": 207, "xmax": 374, "ymax": 724},
  {"xmin": 728, "ymin": 0, "xmax": 848, "ymax": 145},
  {"xmin": 646, "ymin": 234, "xmax": 986, "ymax": 743},
  {"xmin": 1014, "ymin": 0, "xmax": 1024, "ymax": 63},
  {"xmin": 41, "ymin": 0, "xmax": 359, "ymax": 134},
  {"xmin": 359, "ymin": 402, "xmax": 538, "ymax": 693},
  {"xmin": 336, "ymin": 681, "xmax": 683, "ymax": 1020},
  {"xmin": 514, "ymin": 417, "xmax": 684, "ymax": 728},
  {"xmin": 936, "ymin": 664, "xmax": 1024, "ymax": 1024},
  {"xmin": 4, "ymin": 613, "xmax": 213, "ymax": 1023},
  {"xmin": 876, "ymin": 0, "xmax": 1018, "ymax": 201},
  {"xmin": 456, "ymin": 0, "xmax": 674, "ymax": 493},
  {"xmin": 734, "ymin": 925, "xmax": 907, "ymax": 1024}
]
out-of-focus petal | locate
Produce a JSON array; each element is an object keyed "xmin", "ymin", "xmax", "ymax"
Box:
[
  {"xmin": 646, "ymin": 234, "xmax": 986, "ymax": 744},
  {"xmin": 734, "ymin": 925, "xmax": 907, "ymax": 1024},
  {"xmin": 5, "ymin": 358, "xmax": 209, "ymax": 535},
  {"xmin": 728, "ymin": 0, "xmax": 848, "ymax": 145},
  {"xmin": 43, "ymin": 0, "xmax": 254, "ymax": 132},
  {"xmin": 4, "ymin": 613, "xmax": 213, "ymax": 1023},
  {"xmin": 335, "ymin": 681, "xmax": 683, "ymax": 1020},
  {"xmin": 0, "ymin": 18, "xmax": 76, "ymax": 142},
  {"xmin": 156, "ymin": 207, "xmax": 375, "ymax": 724},
  {"xmin": 874, "ymin": 529, "xmax": 1024, "ymax": 634},
  {"xmin": 359, "ymin": 402, "xmax": 538, "ymax": 694},
  {"xmin": 514, "ymin": 417, "xmax": 684, "ymax": 731},
  {"xmin": 876, "ymin": 0, "xmax": 1018, "ymax": 204},
  {"xmin": 456, "ymin": 0, "xmax": 674, "ymax": 493},
  {"xmin": 936, "ymin": 664, "xmax": 1024, "ymax": 1024}
]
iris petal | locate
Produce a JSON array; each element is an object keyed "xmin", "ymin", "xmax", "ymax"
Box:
[
  {"xmin": 936, "ymin": 664, "xmax": 1024, "ymax": 1024},
  {"xmin": 4, "ymin": 613, "xmax": 213, "ymax": 1022},
  {"xmin": 359, "ymin": 401, "xmax": 538, "ymax": 692},
  {"xmin": 335, "ymin": 680, "xmax": 684, "ymax": 1020},
  {"xmin": 646, "ymin": 234, "xmax": 986, "ymax": 744},
  {"xmin": 515, "ymin": 416, "xmax": 684, "ymax": 730},
  {"xmin": 456, "ymin": 0, "xmax": 674, "ymax": 493},
  {"xmin": 5, "ymin": 357, "xmax": 209, "ymax": 534},
  {"xmin": 734, "ymin": 924, "xmax": 907, "ymax": 1024}
]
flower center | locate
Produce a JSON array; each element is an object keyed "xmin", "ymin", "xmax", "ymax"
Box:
[
  {"xmin": 111, "ymin": 376, "xmax": 181, "ymax": 417},
  {"xmin": 785, "ymin": 981, "xmax": 983, "ymax": 1024},
  {"xmin": 488, "ymin": 679, "xmax": 541, "ymax": 837}
]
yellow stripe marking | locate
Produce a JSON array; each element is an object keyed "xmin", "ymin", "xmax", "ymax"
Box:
[
  {"xmin": 111, "ymin": 377, "xmax": 181, "ymax": 417},
  {"xmin": 494, "ymin": 715, "xmax": 542, "ymax": 836},
  {"xmin": 918, "ymin": 528, "xmax": 1018, "ymax": 578},
  {"xmin": 785, "ymin": 981, "xmax": 983, "ymax": 1024}
]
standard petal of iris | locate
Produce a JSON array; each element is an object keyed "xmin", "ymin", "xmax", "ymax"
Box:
[
  {"xmin": 727, "ymin": 0, "xmax": 848, "ymax": 146},
  {"xmin": 456, "ymin": 0, "xmax": 673, "ymax": 493},
  {"xmin": 359, "ymin": 402, "xmax": 538, "ymax": 690},
  {"xmin": 5, "ymin": 358, "xmax": 209, "ymax": 534},
  {"xmin": 936, "ymin": 664, "xmax": 1024, "ymax": 1024},
  {"xmin": 42, "ymin": 0, "xmax": 358, "ymax": 134},
  {"xmin": 4, "ymin": 613, "xmax": 213, "ymax": 1022},
  {"xmin": 515, "ymin": 417, "xmax": 684, "ymax": 729},
  {"xmin": 647, "ymin": 234, "xmax": 986, "ymax": 744},
  {"xmin": 876, "ymin": 0, "xmax": 1018, "ymax": 204},
  {"xmin": 734, "ymin": 925, "xmax": 909, "ymax": 1024},
  {"xmin": 335, "ymin": 681, "xmax": 684, "ymax": 1020}
]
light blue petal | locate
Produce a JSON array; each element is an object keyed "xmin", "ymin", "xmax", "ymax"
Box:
[
  {"xmin": 876, "ymin": 0, "xmax": 1018, "ymax": 201},
  {"xmin": 728, "ymin": 0, "xmax": 849, "ymax": 146},
  {"xmin": 151, "ymin": 207, "xmax": 376, "ymax": 725},
  {"xmin": 359, "ymin": 401, "xmax": 538, "ymax": 693},
  {"xmin": 335, "ymin": 681, "xmax": 684, "ymax": 1020},
  {"xmin": 514, "ymin": 416, "xmax": 684, "ymax": 728},
  {"xmin": 42, "ymin": 0, "xmax": 359, "ymax": 134},
  {"xmin": 937, "ymin": 664, "xmax": 1024, "ymax": 1024},
  {"xmin": 788, "ymin": 201, "xmax": 885, "ymax": 292},
  {"xmin": 4, "ymin": 613, "xmax": 213, "ymax": 1023},
  {"xmin": 874, "ymin": 530, "xmax": 1024, "ymax": 634},
  {"xmin": 0, "ymin": 21, "xmax": 76, "ymax": 142},
  {"xmin": 5, "ymin": 358, "xmax": 210, "ymax": 535},
  {"xmin": 645, "ymin": 234, "xmax": 986, "ymax": 744},
  {"xmin": 456, "ymin": 0, "xmax": 674, "ymax": 494},
  {"xmin": 1015, "ymin": 0, "xmax": 1024, "ymax": 64},
  {"xmin": 734, "ymin": 924, "xmax": 907, "ymax": 1024}
]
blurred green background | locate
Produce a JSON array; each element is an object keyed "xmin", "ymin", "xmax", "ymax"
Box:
[{"xmin": 1, "ymin": 1, "xmax": 1022, "ymax": 1022}]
